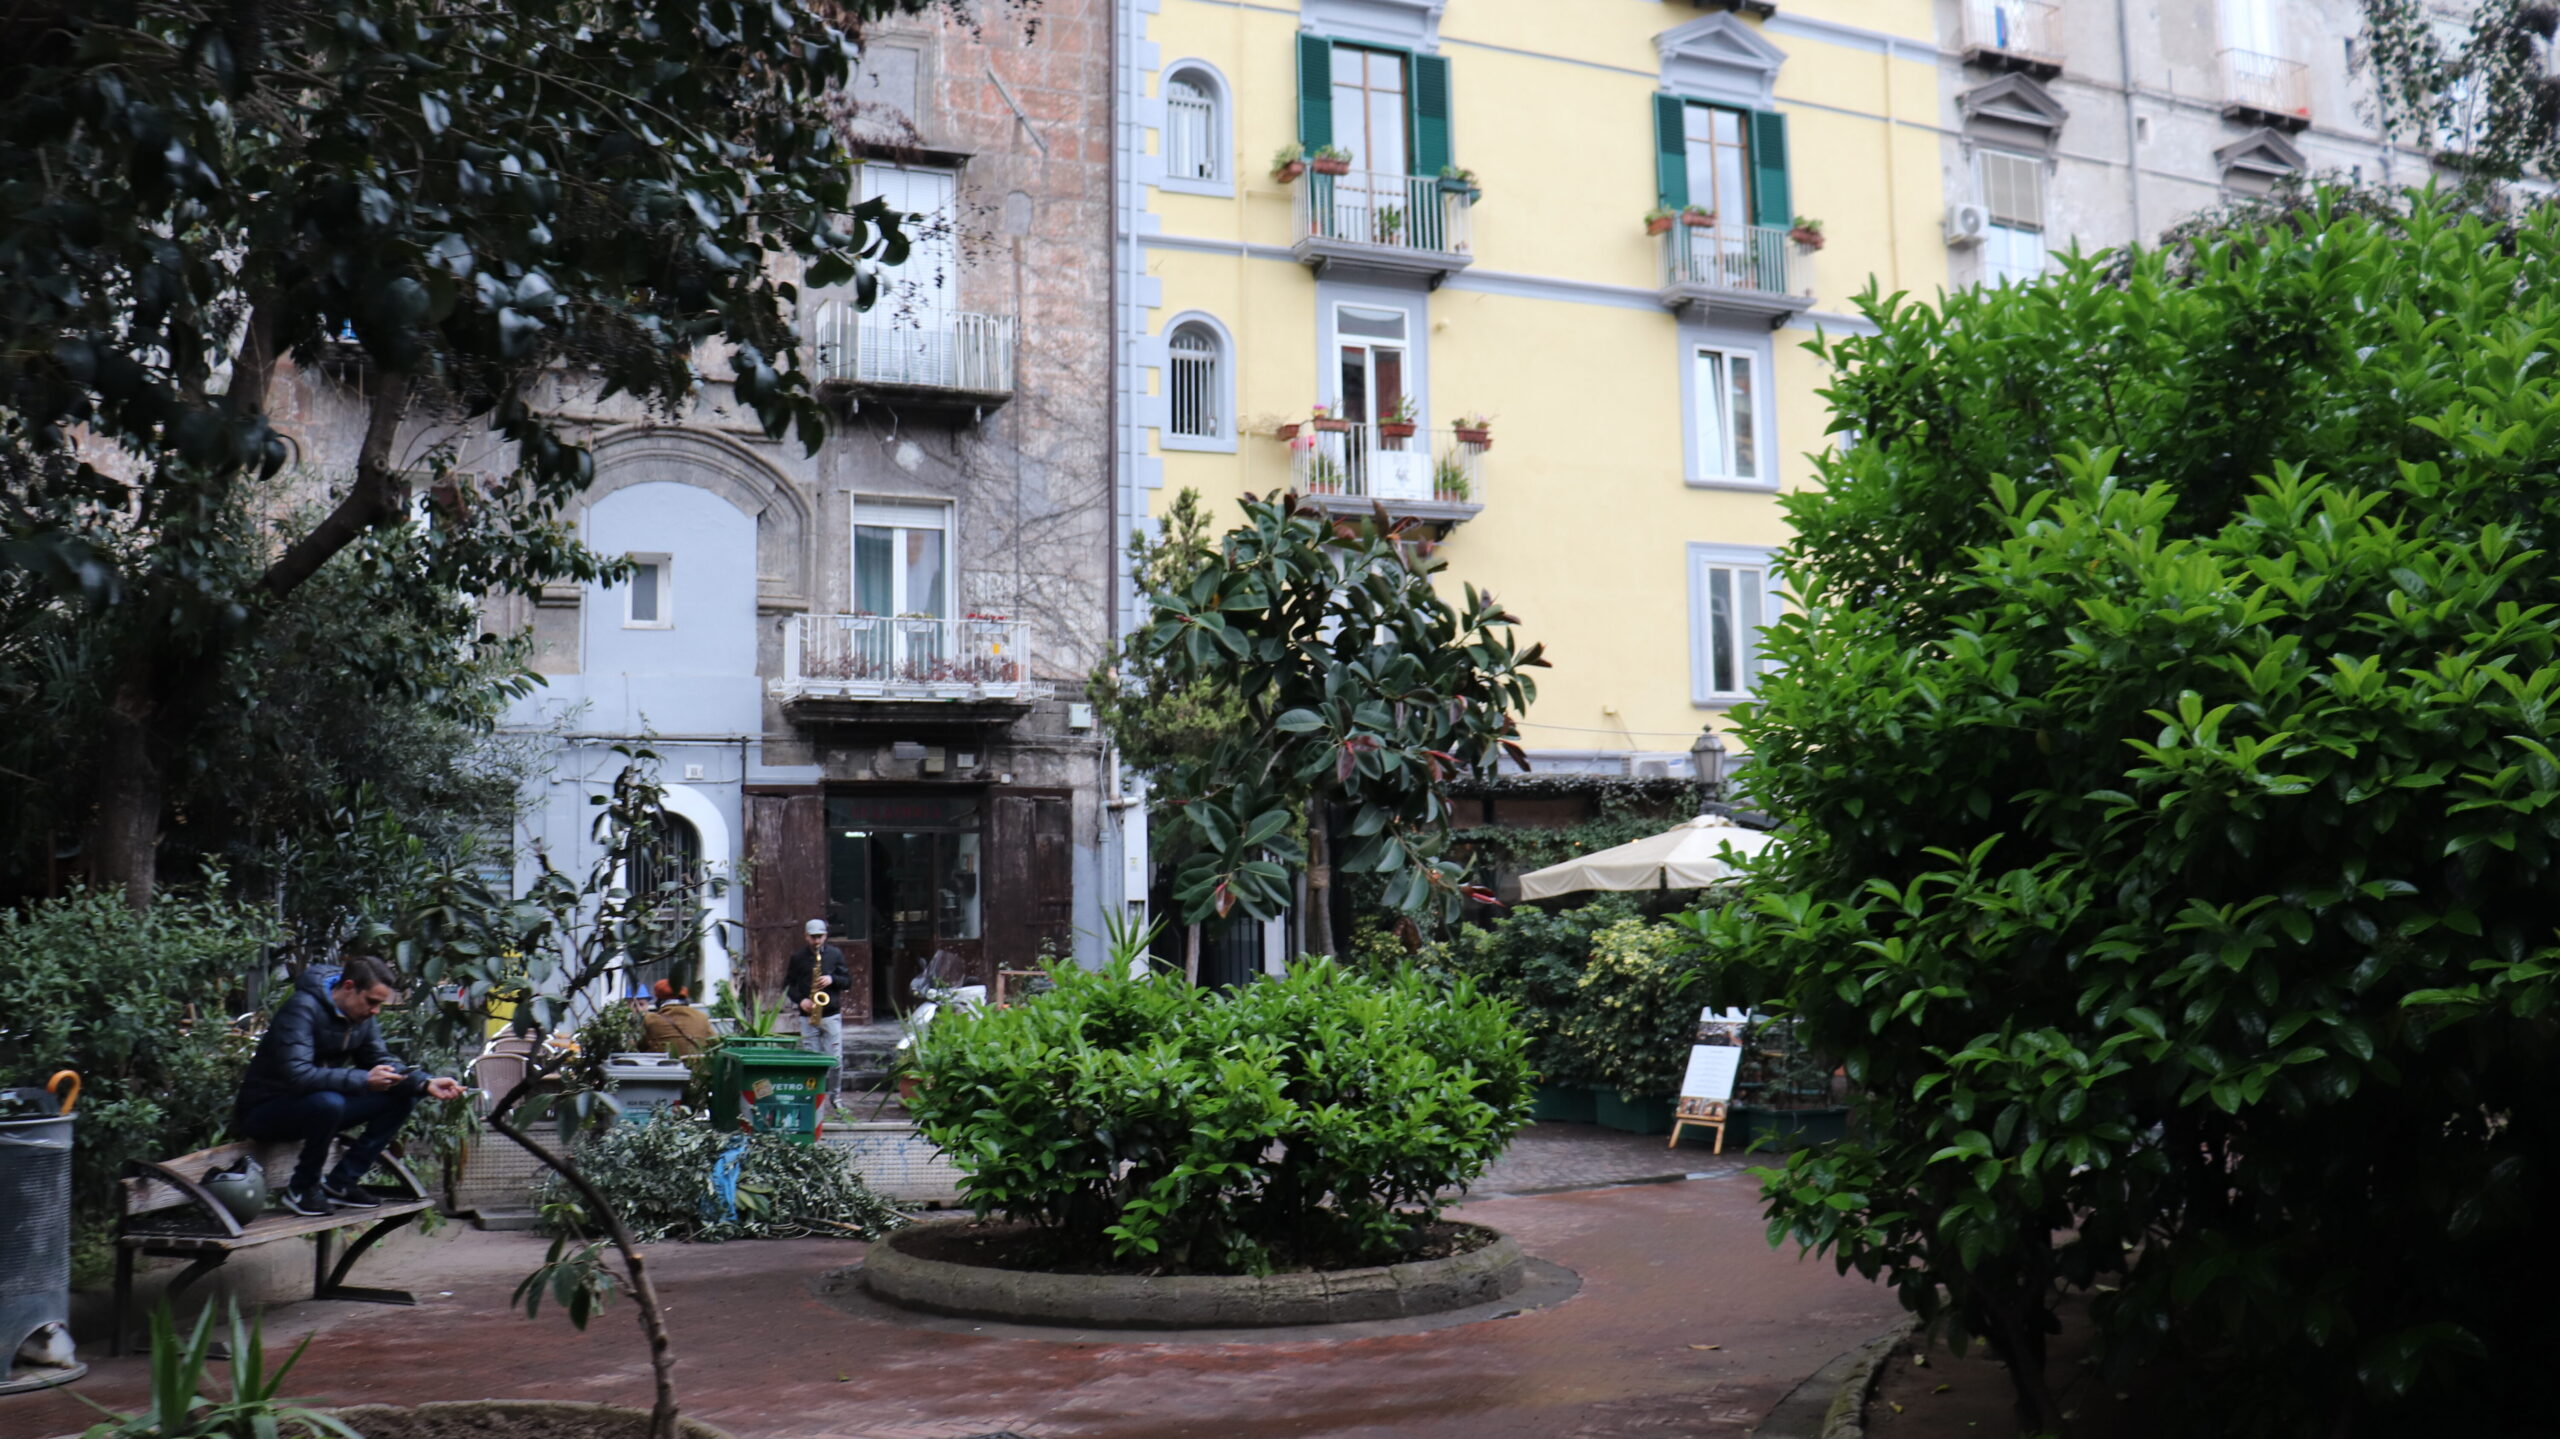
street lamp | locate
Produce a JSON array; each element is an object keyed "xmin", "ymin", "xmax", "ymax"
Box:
[{"xmin": 1689, "ymin": 728, "xmax": 1727, "ymax": 812}]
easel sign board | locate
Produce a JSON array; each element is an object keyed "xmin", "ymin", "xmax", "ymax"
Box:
[{"xmin": 1680, "ymin": 1044, "xmax": 1741, "ymax": 1107}]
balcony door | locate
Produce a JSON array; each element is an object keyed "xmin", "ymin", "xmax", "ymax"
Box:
[
  {"xmin": 1682, "ymin": 104, "xmax": 1758, "ymax": 287},
  {"xmin": 1327, "ymin": 46, "xmax": 1409, "ymax": 242},
  {"xmin": 853, "ymin": 501, "xmax": 950, "ymax": 679},
  {"xmin": 1332, "ymin": 305, "xmax": 1430, "ymax": 500},
  {"xmin": 859, "ymin": 164, "xmax": 957, "ymax": 384}
]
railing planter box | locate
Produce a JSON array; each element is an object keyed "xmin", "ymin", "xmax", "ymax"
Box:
[
  {"xmin": 1789, "ymin": 227, "xmax": 1827, "ymax": 251},
  {"xmin": 1311, "ymin": 156, "xmax": 1352, "ymax": 175},
  {"xmin": 1454, "ymin": 426, "xmax": 1492, "ymax": 448},
  {"xmin": 1438, "ymin": 180, "xmax": 1481, "ymax": 202},
  {"xmin": 1646, "ymin": 215, "xmax": 1675, "ymax": 236},
  {"xmin": 1273, "ymin": 160, "xmax": 1306, "ymax": 183},
  {"xmin": 1378, "ymin": 421, "xmax": 1417, "ymax": 440},
  {"xmin": 1593, "ymin": 1090, "xmax": 1676, "ymax": 1136},
  {"xmin": 1274, "ymin": 422, "xmax": 1301, "ymax": 441},
  {"xmin": 1312, "ymin": 417, "xmax": 1352, "ymax": 433},
  {"xmin": 1530, "ymin": 1081, "xmax": 1596, "ymax": 1124},
  {"xmin": 1681, "ymin": 210, "xmax": 1718, "ymax": 229}
]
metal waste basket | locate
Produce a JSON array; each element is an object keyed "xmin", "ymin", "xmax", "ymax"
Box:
[{"xmin": 0, "ymin": 1085, "xmax": 82, "ymax": 1392}]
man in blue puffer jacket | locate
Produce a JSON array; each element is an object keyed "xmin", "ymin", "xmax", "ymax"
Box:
[{"xmin": 233, "ymin": 957, "xmax": 464, "ymax": 1216}]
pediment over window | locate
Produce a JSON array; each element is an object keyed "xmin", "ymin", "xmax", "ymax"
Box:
[
  {"xmin": 2216, "ymin": 126, "xmax": 2307, "ymax": 182},
  {"xmin": 1657, "ymin": 12, "xmax": 1786, "ymax": 108},
  {"xmin": 1301, "ymin": 0, "xmax": 1445, "ymax": 49},
  {"xmin": 1959, "ymin": 73, "xmax": 2068, "ymax": 151}
]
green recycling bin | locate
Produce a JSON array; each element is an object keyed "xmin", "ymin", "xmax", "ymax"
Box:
[{"xmin": 708, "ymin": 1046, "xmax": 835, "ymax": 1144}]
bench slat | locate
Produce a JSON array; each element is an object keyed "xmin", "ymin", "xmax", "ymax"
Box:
[{"xmin": 121, "ymin": 1196, "xmax": 434, "ymax": 1251}]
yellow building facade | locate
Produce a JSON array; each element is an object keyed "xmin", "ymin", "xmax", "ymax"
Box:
[{"xmin": 1116, "ymin": 0, "xmax": 1944, "ymax": 779}]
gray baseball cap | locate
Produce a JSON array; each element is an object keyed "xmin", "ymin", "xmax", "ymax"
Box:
[{"xmin": 805, "ymin": 919, "xmax": 828, "ymax": 936}]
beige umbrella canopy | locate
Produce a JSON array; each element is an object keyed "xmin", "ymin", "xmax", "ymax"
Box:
[{"xmin": 1515, "ymin": 814, "xmax": 1776, "ymax": 900}]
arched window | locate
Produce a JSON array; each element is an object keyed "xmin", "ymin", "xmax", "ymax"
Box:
[
  {"xmin": 626, "ymin": 813, "xmax": 705, "ymax": 995},
  {"xmin": 1162, "ymin": 64, "xmax": 1228, "ymax": 189},
  {"xmin": 1166, "ymin": 321, "xmax": 1224, "ymax": 443}
]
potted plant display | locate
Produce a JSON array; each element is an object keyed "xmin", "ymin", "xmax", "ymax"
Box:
[
  {"xmin": 1310, "ymin": 144, "xmax": 1353, "ymax": 176},
  {"xmin": 1271, "ymin": 142, "xmax": 1306, "ymax": 183},
  {"xmin": 1309, "ymin": 402, "xmax": 1351, "ymax": 434},
  {"xmin": 1378, "ymin": 394, "xmax": 1418, "ymax": 440},
  {"xmin": 1645, "ymin": 205, "xmax": 1679, "ymax": 236},
  {"xmin": 1729, "ymin": 1013, "xmax": 1849, "ymax": 1150},
  {"xmin": 1307, "ymin": 453, "xmax": 1348, "ymax": 494},
  {"xmin": 1433, "ymin": 453, "xmax": 1474, "ymax": 502},
  {"xmin": 1681, "ymin": 204, "xmax": 1717, "ymax": 229},
  {"xmin": 1376, "ymin": 206, "xmax": 1406, "ymax": 244},
  {"xmin": 1451, "ymin": 413, "xmax": 1493, "ymax": 448},
  {"xmin": 1788, "ymin": 215, "xmax": 1827, "ymax": 250},
  {"xmin": 1273, "ymin": 419, "xmax": 1302, "ymax": 441},
  {"xmin": 1438, "ymin": 165, "xmax": 1481, "ymax": 202}
]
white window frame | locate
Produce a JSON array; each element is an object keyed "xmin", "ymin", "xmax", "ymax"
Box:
[
  {"xmin": 850, "ymin": 500, "xmax": 955, "ymax": 619},
  {"xmin": 623, "ymin": 553, "xmax": 673, "ymax": 630},
  {"xmin": 1689, "ymin": 344, "xmax": 1768, "ymax": 489},
  {"xmin": 1159, "ymin": 311, "xmax": 1237, "ymax": 453},
  {"xmin": 1688, "ymin": 543, "xmax": 1780, "ymax": 706},
  {"xmin": 1976, "ymin": 148, "xmax": 2047, "ymax": 287},
  {"xmin": 1158, "ymin": 60, "xmax": 1234, "ymax": 198}
]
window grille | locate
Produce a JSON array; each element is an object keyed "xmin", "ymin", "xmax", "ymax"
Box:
[
  {"xmin": 1166, "ymin": 76, "xmax": 1219, "ymax": 181},
  {"xmin": 1167, "ymin": 325, "xmax": 1222, "ymax": 440}
]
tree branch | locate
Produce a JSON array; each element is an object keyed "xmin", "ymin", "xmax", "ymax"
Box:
[
  {"xmin": 256, "ymin": 365, "xmax": 410, "ymax": 603},
  {"xmin": 223, "ymin": 292, "xmax": 285, "ymax": 416}
]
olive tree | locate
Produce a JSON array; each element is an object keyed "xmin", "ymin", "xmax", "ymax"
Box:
[{"xmin": 1704, "ymin": 193, "xmax": 2560, "ymax": 1435}]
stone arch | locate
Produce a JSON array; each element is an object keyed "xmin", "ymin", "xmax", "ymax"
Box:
[{"xmin": 585, "ymin": 426, "xmax": 812, "ymax": 612}]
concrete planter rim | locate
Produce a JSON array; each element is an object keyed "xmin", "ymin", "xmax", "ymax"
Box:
[
  {"xmin": 861, "ymin": 1221, "xmax": 1528, "ymax": 1330},
  {"xmin": 327, "ymin": 1400, "xmax": 736, "ymax": 1439}
]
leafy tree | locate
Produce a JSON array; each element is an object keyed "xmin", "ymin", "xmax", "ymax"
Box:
[
  {"xmin": 1090, "ymin": 487, "xmax": 1254, "ymax": 773},
  {"xmin": 0, "ymin": 0, "xmax": 946, "ymax": 904},
  {"xmin": 1127, "ymin": 496, "xmax": 1544, "ymax": 952},
  {"xmin": 2357, "ymin": 0, "xmax": 2559, "ymax": 179},
  {"xmin": 1704, "ymin": 193, "xmax": 2560, "ymax": 1434}
]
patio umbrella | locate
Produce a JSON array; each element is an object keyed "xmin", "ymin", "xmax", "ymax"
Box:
[{"xmin": 1514, "ymin": 814, "xmax": 1775, "ymax": 900}]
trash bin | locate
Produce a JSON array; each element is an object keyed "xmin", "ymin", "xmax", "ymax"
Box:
[
  {"xmin": 707, "ymin": 1047, "xmax": 835, "ymax": 1144},
  {"xmin": 0, "ymin": 1085, "xmax": 82, "ymax": 1393},
  {"xmin": 600, "ymin": 1052, "xmax": 691, "ymax": 1125}
]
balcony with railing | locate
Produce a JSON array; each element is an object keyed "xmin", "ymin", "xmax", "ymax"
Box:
[
  {"xmin": 1286, "ymin": 422, "xmax": 1487, "ymax": 528},
  {"xmin": 805, "ymin": 298, "xmax": 1016, "ymax": 422},
  {"xmin": 2219, "ymin": 48, "xmax": 2311, "ymax": 131},
  {"xmin": 775, "ymin": 614, "xmax": 1050, "ymax": 724},
  {"xmin": 1657, "ymin": 223, "xmax": 1817, "ymax": 326},
  {"xmin": 1961, "ymin": 0, "xmax": 2063, "ymax": 78},
  {"xmin": 1290, "ymin": 169, "xmax": 1475, "ymax": 287}
]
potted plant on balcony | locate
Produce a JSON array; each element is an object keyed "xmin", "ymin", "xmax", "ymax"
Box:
[
  {"xmin": 1788, "ymin": 215, "xmax": 1827, "ymax": 250},
  {"xmin": 1309, "ymin": 402, "xmax": 1351, "ymax": 434},
  {"xmin": 1309, "ymin": 144, "xmax": 1353, "ymax": 176},
  {"xmin": 1644, "ymin": 205, "xmax": 1679, "ymax": 236},
  {"xmin": 1438, "ymin": 165, "xmax": 1481, "ymax": 202},
  {"xmin": 1376, "ymin": 206, "xmax": 1406, "ymax": 244},
  {"xmin": 1452, "ymin": 413, "xmax": 1493, "ymax": 448},
  {"xmin": 1680, "ymin": 204, "xmax": 1718, "ymax": 229},
  {"xmin": 1378, "ymin": 394, "xmax": 1418, "ymax": 440},
  {"xmin": 1307, "ymin": 453, "xmax": 1348, "ymax": 494},
  {"xmin": 1271, "ymin": 142, "xmax": 1306, "ymax": 183},
  {"xmin": 1273, "ymin": 418, "xmax": 1302, "ymax": 441},
  {"xmin": 1433, "ymin": 452, "xmax": 1474, "ymax": 502}
]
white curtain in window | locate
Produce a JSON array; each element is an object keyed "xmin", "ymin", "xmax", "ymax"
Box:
[
  {"xmin": 1167, "ymin": 325, "xmax": 1221, "ymax": 439},
  {"xmin": 1165, "ymin": 76, "xmax": 1218, "ymax": 181},
  {"xmin": 1693, "ymin": 349, "xmax": 1759, "ymax": 481}
]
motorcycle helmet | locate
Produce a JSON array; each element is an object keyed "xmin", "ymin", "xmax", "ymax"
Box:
[{"xmin": 200, "ymin": 1157, "xmax": 270, "ymax": 1226}]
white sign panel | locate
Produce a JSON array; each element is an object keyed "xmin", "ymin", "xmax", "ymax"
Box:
[{"xmin": 1680, "ymin": 1044, "xmax": 1742, "ymax": 1104}]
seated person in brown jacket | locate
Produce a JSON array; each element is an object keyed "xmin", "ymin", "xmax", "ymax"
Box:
[{"xmin": 641, "ymin": 980, "xmax": 715, "ymax": 1059}]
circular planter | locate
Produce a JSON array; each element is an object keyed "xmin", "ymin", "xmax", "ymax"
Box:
[
  {"xmin": 862, "ymin": 1221, "xmax": 1527, "ymax": 1329},
  {"xmin": 332, "ymin": 1401, "xmax": 736, "ymax": 1439}
]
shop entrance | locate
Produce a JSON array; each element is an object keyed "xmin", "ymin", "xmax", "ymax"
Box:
[{"xmin": 825, "ymin": 792, "xmax": 983, "ymax": 1017}]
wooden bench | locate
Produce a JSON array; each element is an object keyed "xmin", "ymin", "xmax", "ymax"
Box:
[{"xmin": 114, "ymin": 1138, "xmax": 434, "ymax": 1355}]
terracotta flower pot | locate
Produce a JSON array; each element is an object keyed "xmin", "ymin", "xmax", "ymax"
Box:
[
  {"xmin": 1311, "ymin": 157, "xmax": 1352, "ymax": 175},
  {"xmin": 1645, "ymin": 215, "xmax": 1674, "ymax": 236},
  {"xmin": 1790, "ymin": 228, "xmax": 1826, "ymax": 251},
  {"xmin": 1273, "ymin": 422, "xmax": 1301, "ymax": 441},
  {"xmin": 1312, "ymin": 417, "xmax": 1352, "ymax": 433},
  {"xmin": 1274, "ymin": 160, "xmax": 1306, "ymax": 183},
  {"xmin": 1453, "ymin": 427, "xmax": 1491, "ymax": 448},
  {"xmin": 1681, "ymin": 211, "xmax": 1717, "ymax": 229},
  {"xmin": 896, "ymin": 1073, "xmax": 923, "ymax": 1103},
  {"xmin": 1378, "ymin": 421, "xmax": 1416, "ymax": 439}
]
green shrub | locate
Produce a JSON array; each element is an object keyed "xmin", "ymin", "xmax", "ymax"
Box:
[
  {"xmin": 1432, "ymin": 894, "xmax": 1642, "ymax": 1085},
  {"xmin": 1711, "ymin": 193, "xmax": 2560, "ymax": 1433},
  {"xmin": 1556, "ymin": 919, "xmax": 1706, "ymax": 1102},
  {"xmin": 537, "ymin": 1112, "xmax": 905, "ymax": 1243},
  {"xmin": 0, "ymin": 887, "xmax": 274, "ymax": 1217},
  {"xmin": 907, "ymin": 959, "xmax": 1532, "ymax": 1274}
]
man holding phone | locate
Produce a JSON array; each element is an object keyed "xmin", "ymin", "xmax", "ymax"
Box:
[{"xmin": 233, "ymin": 957, "xmax": 464, "ymax": 1216}]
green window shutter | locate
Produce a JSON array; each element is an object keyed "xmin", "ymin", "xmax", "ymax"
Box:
[
  {"xmin": 1750, "ymin": 109, "xmax": 1791, "ymax": 228},
  {"xmin": 1653, "ymin": 94, "xmax": 1688, "ymax": 210},
  {"xmin": 1410, "ymin": 54, "xmax": 1452, "ymax": 177},
  {"xmin": 1297, "ymin": 34, "xmax": 1334, "ymax": 149}
]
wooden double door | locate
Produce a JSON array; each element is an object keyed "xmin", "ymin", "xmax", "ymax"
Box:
[{"xmin": 742, "ymin": 785, "xmax": 1072, "ymax": 1019}]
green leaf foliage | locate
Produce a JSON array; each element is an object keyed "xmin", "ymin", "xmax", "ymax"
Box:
[
  {"xmin": 905, "ymin": 960, "xmax": 1533, "ymax": 1274},
  {"xmin": 536, "ymin": 1112, "xmax": 905, "ymax": 1243},
  {"xmin": 1126, "ymin": 493, "xmax": 1546, "ymax": 925},
  {"xmin": 1711, "ymin": 192, "xmax": 2560, "ymax": 1433}
]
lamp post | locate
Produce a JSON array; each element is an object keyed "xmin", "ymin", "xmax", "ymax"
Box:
[{"xmin": 1689, "ymin": 728, "xmax": 1727, "ymax": 813}]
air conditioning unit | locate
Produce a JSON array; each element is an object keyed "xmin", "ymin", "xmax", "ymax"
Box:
[
  {"xmin": 1630, "ymin": 757, "xmax": 1672, "ymax": 780},
  {"xmin": 1945, "ymin": 201, "xmax": 1991, "ymax": 247}
]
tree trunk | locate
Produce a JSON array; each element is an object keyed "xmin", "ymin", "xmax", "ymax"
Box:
[
  {"xmin": 1183, "ymin": 923, "xmax": 1200, "ymax": 986},
  {"xmin": 91, "ymin": 666, "xmax": 162, "ymax": 910},
  {"xmin": 1304, "ymin": 804, "xmax": 1335, "ymax": 958}
]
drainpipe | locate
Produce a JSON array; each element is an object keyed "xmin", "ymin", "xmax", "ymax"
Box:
[
  {"xmin": 1105, "ymin": 0, "xmax": 1128, "ymax": 925},
  {"xmin": 2115, "ymin": 0, "xmax": 2143, "ymax": 242}
]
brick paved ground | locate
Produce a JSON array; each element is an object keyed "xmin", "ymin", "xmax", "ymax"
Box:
[
  {"xmin": 7, "ymin": 1167, "xmax": 1897, "ymax": 1439},
  {"xmin": 1465, "ymin": 1120, "xmax": 1743, "ymax": 1197}
]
